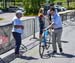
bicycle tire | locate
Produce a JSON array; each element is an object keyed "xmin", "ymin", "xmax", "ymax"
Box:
[
  {"xmin": 39, "ymin": 30, "xmax": 52, "ymax": 58},
  {"xmin": 39, "ymin": 41, "xmax": 44, "ymax": 58},
  {"xmin": 45, "ymin": 31, "xmax": 51, "ymax": 49}
]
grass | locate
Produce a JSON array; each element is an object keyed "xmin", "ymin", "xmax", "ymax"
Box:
[
  {"xmin": 0, "ymin": 18, "xmax": 4, "ymax": 21},
  {"xmin": 24, "ymin": 13, "xmax": 37, "ymax": 16}
]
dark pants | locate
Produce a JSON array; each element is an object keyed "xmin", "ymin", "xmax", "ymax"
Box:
[
  {"xmin": 12, "ymin": 32, "xmax": 21, "ymax": 54},
  {"xmin": 39, "ymin": 24, "xmax": 44, "ymax": 35}
]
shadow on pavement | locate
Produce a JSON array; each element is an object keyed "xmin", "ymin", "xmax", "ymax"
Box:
[
  {"xmin": 42, "ymin": 52, "xmax": 75, "ymax": 59},
  {"xmin": 51, "ymin": 53, "xmax": 75, "ymax": 58},
  {"xmin": 20, "ymin": 56, "xmax": 38, "ymax": 60},
  {"xmin": 60, "ymin": 40, "xmax": 69, "ymax": 43},
  {"xmin": 0, "ymin": 53, "xmax": 38, "ymax": 63},
  {"xmin": 41, "ymin": 54, "xmax": 51, "ymax": 59}
]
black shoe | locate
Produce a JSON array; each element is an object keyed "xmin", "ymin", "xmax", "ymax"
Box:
[
  {"xmin": 52, "ymin": 51, "xmax": 57, "ymax": 54},
  {"xmin": 59, "ymin": 48, "xmax": 63, "ymax": 53}
]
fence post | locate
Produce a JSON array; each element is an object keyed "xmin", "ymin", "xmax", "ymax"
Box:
[
  {"xmin": 30, "ymin": 18, "xmax": 38, "ymax": 40},
  {"xmin": 33, "ymin": 18, "xmax": 36, "ymax": 39},
  {"xmin": 61, "ymin": 14, "xmax": 64, "ymax": 22},
  {"xmin": 74, "ymin": 11, "xmax": 75, "ymax": 20},
  {"xmin": 66, "ymin": 13, "xmax": 67, "ymax": 21}
]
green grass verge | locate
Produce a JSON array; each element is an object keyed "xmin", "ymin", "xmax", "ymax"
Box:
[
  {"xmin": 0, "ymin": 18, "xmax": 4, "ymax": 21},
  {"xmin": 24, "ymin": 13, "xmax": 37, "ymax": 16}
]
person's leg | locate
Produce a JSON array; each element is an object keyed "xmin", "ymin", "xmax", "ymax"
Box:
[
  {"xmin": 39, "ymin": 28, "xmax": 43, "ymax": 39},
  {"xmin": 56, "ymin": 29, "xmax": 63, "ymax": 53},
  {"xmin": 15, "ymin": 34, "xmax": 21, "ymax": 54},
  {"xmin": 12, "ymin": 32, "xmax": 21, "ymax": 54},
  {"xmin": 52, "ymin": 31, "xmax": 57, "ymax": 53}
]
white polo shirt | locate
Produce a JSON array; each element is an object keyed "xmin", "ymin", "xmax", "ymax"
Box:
[{"xmin": 12, "ymin": 16, "xmax": 23, "ymax": 34}]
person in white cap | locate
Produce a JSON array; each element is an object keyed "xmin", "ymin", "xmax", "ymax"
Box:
[{"xmin": 12, "ymin": 10, "xmax": 24, "ymax": 57}]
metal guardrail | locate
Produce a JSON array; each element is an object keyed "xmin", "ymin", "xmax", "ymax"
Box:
[
  {"xmin": 0, "ymin": 10, "xmax": 75, "ymax": 55},
  {"xmin": 59, "ymin": 10, "xmax": 75, "ymax": 21}
]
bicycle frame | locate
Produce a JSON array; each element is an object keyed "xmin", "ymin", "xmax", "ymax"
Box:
[{"xmin": 42, "ymin": 30, "xmax": 49, "ymax": 47}]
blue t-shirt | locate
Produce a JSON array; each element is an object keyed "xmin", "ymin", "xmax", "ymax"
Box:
[
  {"xmin": 12, "ymin": 17, "xmax": 23, "ymax": 34},
  {"xmin": 52, "ymin": 12, "xmax": 62, "ymax": 29}
]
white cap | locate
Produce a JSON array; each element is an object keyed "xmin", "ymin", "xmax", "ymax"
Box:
[{"xmin": 16, "ymin": 10, "xmax": 23, "ymax": 14}]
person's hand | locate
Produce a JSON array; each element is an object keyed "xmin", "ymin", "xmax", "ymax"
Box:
[
  {"xmin": 21, "ymin": 26, "xmax": 24, "ymax": 29},
  {"xmin": 49, "ymin": 22, "xmax": 51, "ymax": 25},
  {"xmin": 14, "ymin": 25, "xmax": 24, "ymax": 29},
  {"xmin": 43, "ymin": 28, "xmax": 46, "ymax": 31}
]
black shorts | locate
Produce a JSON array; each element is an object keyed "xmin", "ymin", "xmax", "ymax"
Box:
[
  {"xmin": 40, "ymin": 26, "xmax": 44, "ymax": 35},
  {"xmin": 40, "ymin": 29, "xmax": 43, "ymax": 34}
]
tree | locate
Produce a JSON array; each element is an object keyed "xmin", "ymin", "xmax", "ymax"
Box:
[
  {"xmin": 49, "ymin": 0, "xmax": 56, "ymax": 3},
  {"xmin": 0, "ymin": 0, "xmax": 2, "ymax": 2},
  {"xmin": 3, "ymin": 0, "xmax": 7, "ymax": 8},
  {"xmin": 22, "ymin": 0, "xmax": 46, "ymax": 15},
  {"xmin": 3, "ymin": 0, "xmax": 11, "ymax": 8}
]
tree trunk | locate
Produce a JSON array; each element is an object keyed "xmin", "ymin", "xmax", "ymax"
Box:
[{"xmin": 67, "ymin": 0, "xmax": 69, "ymax": 9}]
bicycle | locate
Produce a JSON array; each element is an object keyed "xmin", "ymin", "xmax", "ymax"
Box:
[{"xmin": 39, "ymin": 25, "xmax": 52, "ymax": 58}]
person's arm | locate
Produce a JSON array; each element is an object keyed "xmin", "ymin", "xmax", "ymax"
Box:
[
  {"xmin": 14, "ymin": 25, "xmax": 24, "ymax": 29},
  {"xmin": 46, "ymin": 10, "xmax": 52, "ymax": 25},
  {"xmin": 43, "ymin": 21, "xmax": 54, "ymax": 31},
  {"xmin": 13, "ymin": 19, "xmax": 24, "ymax": 29}
]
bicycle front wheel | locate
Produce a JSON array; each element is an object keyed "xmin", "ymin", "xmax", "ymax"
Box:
[
  {"xmin": 46, "ymin": 31, "xmax": 51, "ymax": 49},
  {"xmin": 39, "ymin": 41, "xmax": 44, "ymax": 58}
]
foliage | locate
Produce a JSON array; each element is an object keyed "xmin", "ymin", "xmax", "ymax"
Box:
[
  {"xmin": 1, "ymin": 0, "xmax": 75, "ymax": 15},
  {"xmin": 54, "ymin": 0, "xmax": 66, "ymax": 3},
  {"xmin": 48, "ymin": 0, "xmax": 56, "ymax": 3},
  {"xmin": 22, "ymin": 0, "xmax": 46, "ymax": 15}
]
